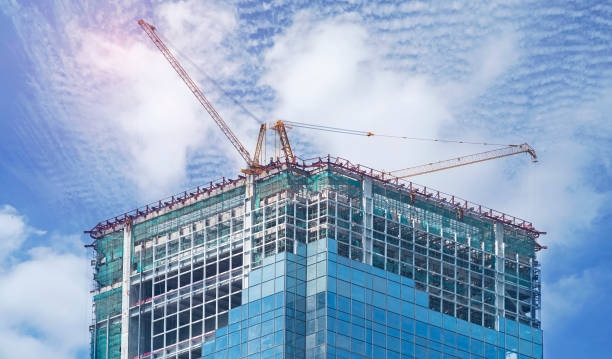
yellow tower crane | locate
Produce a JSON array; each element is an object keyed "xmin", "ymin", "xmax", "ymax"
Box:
[{"xmin": 138, "ymin": 19, "xmax": 535, "ymax": 180}]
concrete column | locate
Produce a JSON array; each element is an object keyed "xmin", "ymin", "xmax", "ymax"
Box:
[
  {"xmin": 121, "ymin": 224, "xmax": 132, "ymax": 359},
  {"xmin": 494, "ymin": 223, "xmax": 505, "ymax": 329},
  {"xmin": 362, "ymin": 178, "xmax": 372, "ymax": 265}
]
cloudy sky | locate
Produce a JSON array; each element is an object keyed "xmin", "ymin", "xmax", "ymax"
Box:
[{"xmin": 0, "ymin": 0, "xmax": 610, "ymax": 358}]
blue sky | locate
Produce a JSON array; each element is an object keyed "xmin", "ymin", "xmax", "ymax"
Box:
[{"xmin": 0, "ymin": 0, "xmax": 611, "ymax": 358}]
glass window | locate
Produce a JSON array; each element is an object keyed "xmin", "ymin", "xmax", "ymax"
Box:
[
  {"xmin": 443, "ymin": 330, "xmax": 456, "ymax": 347},
  {"xmin": 416, "ymin": 321, "xmax": 428, "ymax": 338},
  {"xmin": 352, "ymin": 300, "xmax": 365, "ymax": 318},
  {"xmin": 457, "ymin": 334, "xmax": 469, "ymax": 351},
  {"xmin": 373, "ymin": 307, "xmax": 386, "ymax": 324},
  {"xmin": 351, "ymin": 284, "xmax": 365, "ymax": 302},
  {"xmin": 519, "ymin": 339, "xmax": 533, "ymax": 356},
  {"xmin": 338, "ymin": 295, "xmax": 350, "ymax": 313},
  {"xmin": 430, "ymin": 325, "xmax": 442, "ymax": 342}
]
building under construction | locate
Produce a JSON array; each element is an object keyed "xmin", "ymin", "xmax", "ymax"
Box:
[
  {"xmin": 86, "ymin": 20, "xmax": 545, "ymax": 359},
  {"xmin": 87, "ymin": 156, "xmax": 544, "ymax": 359}
]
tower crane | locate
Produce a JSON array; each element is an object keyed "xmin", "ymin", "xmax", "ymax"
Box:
[
  {"xmin": 387, "ymin": 143, "xmax": 536, "ymax": 178},
  {"xmin": 138, "ymin": 19, "xmax": 534, "ymax": 180},
  {"xmin": 138, "ymin": 20, "xmax": 293, "ymax": 174},
  {"xmin": 283, "ymin": 120, "xmax": 537, "ymax": 179}
]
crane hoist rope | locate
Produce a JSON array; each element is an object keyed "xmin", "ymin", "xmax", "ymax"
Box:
[
  {"xmin": 138, "ymin": 19, "xmax": 536, "ymax": 180},
  {"xmin": 138, "ymin": 19, "xmax": 295, "ymax": 173},
  {"xmin": 283, "ymin": 120, "xmax": 510, "ymax": 147}
]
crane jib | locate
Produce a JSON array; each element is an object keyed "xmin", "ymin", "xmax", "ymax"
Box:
[{"xmin": 138, "ymin": 19, "xmax": 254, "ymax": 168}]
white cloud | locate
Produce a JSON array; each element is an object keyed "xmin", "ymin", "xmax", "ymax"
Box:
[
  {"xmin": 65, "ymin": 0, "xmax": 244, "ymax": 200},
  {"xmin": 445, "ymin": 30, "xmax": 520, "ymax": 105},
  {"xmin": 542, "ymin": 267, "xmax": 612, "ymax": 329},
  {"xmin": 0, "ymin": 205, "xmax": 45, "ymax": 263},
  {"xmin": 1, "ymin": 0, "xmax": 248, "ymax": 205},
  {"xmin": 261, "ymin": 12, "xmax": 454, "ymax": 168},
  {"xmin": 0, "ymin": 207, "xmax": 90, "ymax": 359},
  {"xmin": 261, "ymin": 11, "xmax": 610, "ymax": 258}
]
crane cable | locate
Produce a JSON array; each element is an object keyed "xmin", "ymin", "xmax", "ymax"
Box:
[
  {"xmin": 160, "ymin": 34, "xmax": 265, "ymax": 125},
  {"xmin": 159, "ymin": 35, "xmax": 511, "ymax": 149},
  {"xmin": 283, "ymin": 120, "xmax": 510, "ymax": 147}
]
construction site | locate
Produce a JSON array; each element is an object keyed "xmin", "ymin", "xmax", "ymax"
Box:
[{"xmin": 86, "ymin": 20, "xmax": 545, "ymax": 359}]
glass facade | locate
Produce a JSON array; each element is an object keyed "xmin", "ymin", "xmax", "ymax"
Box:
[{"xmin": 89, "ymin": 162, "xmax": 543, "ymax": 359}]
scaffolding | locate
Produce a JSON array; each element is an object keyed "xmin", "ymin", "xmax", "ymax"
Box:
[{"xmin": 87, "ymin": 156, "xmax": 543, "ymax": 359}]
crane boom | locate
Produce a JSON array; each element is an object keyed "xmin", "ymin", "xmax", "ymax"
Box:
[
  {"xmin": 272, "ymin": 120, "xmax": 295, "ymax": 163},
  {"xmin": 389, "ymin": 144, "xmax": 537, "ymax": 178},
  {"xmin": 137, "ymin": 20, "xmax": 254, "ymax": 168},
  {"xmin": 253, "ymin": 123, "xmax": 266, "ymax": 165}
]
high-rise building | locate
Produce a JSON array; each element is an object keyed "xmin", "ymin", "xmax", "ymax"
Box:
[{"xmin": 88, "ymin": 157, "xmax": 544, "ymax": 359}]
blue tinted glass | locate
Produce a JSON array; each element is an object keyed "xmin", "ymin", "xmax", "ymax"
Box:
[
  {"xmin": 351, "ymin": 323, "xmax": 365, "ymax": 340},
  {"xmin": 429, "ymin": 311, "xmax": 442, "ymax": 327},
  {"xmin": 415, "ymin": 291, "xmax": 428, "ymax": 307},
  {"xmin": 533, "ymin": 328, "xmax": 543, "ymax": 344},
  {"xmin": 519, "ymin": 339, "xmax": 532, "ymax": 356},
  {"xmin": 415, "ymin": 306, "xmax": 428, "ymax": 322},
  {"xmin": 470, "ymin": 338, "xmax": 483, "ymax": 356},
  {"xmin": 373, "ymin": 329, "xmax": 386, "ymax": 345},
  {"xmin": 261, "ymin": 333, "xmax": 274, "ymax": 350},
  {"xmin": 229, "ymin": 331, "xmax": 241, "ymax": 346},
  {"xmin": 373, "ymin": 307, "xmax": 386, "ymax": 324},
  {"xmin": 402, "ymin": 339, "xmax": 414, "ymax": 355},
  {"xmin": 401, "ymin": 316, "xmax": 415, "ymax": 335},
  {"xmin": 263, "ymin": 264, "xmax": 274, "ymax": 280},
  {"xmin": 429, "ymin": 348, "xmax": 442, "ymax": 359},
  {"xmin": 430, "ymin": 325, "xmax": 442, "ymax": 342},
  {"xmin": 352, "ymin": 268, "xmax": 365, "ymax": 286},
  {"xmin": 248, "ymin": 338, "xmax": 260, "ymax": 354},
  {"xmin": 415, "ymin": 344, "xmax": 427, "ymax": 358},
  {"xmin": 262, "ymin": 295, "xmax": 274, "ymax": 313},
  {"xmin": 505, "ymin": 320, "xmax": 518, "ymax": 336},
  {"xmin": 519, "ymin": 323, "xmax": 532, "ymax": 341},
  {"xmin": 352, "ymin": 300, "xmax": 365, "ymax": 318},
  {"xmin": 401, "ymin": 285, "xmax": 414, "ymax": 302},
  {"xmin": 402, "ymin": 302, "xmax": 414, "ymax": 318},
  {"xmin": 416, "ymin": 321, "xmax": 428, "ymax": 338},
  {"xmin": 229, "ymin": 344, "xmax": 241, "ymax": 358},
  {"xmin": 248, "ymin": 324, "xmax": 261, "ymax": 340},
  {"xmin": 388, "ymin": 296, "xmax": 402, "ymax": 314},
  {"xmin": 338, "ymin": 279, "xmax": 351, "ymax": 297},
  {"xmin": 506, "ymin": 335, "xmax": 518, "ymax": 351},
  {"xmin": 338, "ymin": 264, "xmax": 351, "ymax": 279},
  {"xmin": 229, "ymin": 307, "xmax": 241, "ymax": 324},
  {"xmin": 338, "ymin": 319, "xmax": 350, "ymax": 334},
  {"xmin": 373, "ymin": 291, "xmax": 386, "ymax": 308},
  {"xmin": 261, "ymin": 319, "xmax": 274, "ymax": 335},
  {"xmin": 388, "ymin": 327, "xmax": 401, "ymax": 338},
  {"xmin": 250, "ymin": 269, "xmax": 262, "ymax": 284},
  {"xmin": 351, "ymin": 338, "xmax": 366, "ymax": 354},
  {"xmin": 215, "ymin": 335, "xmax": 228, "ymax": 350},
  {"xmin": 338, "ymin": 295, "xmax": 351, "ymax": 313},
  {"xmin": 203, "ymin": 341, "xmax": 215, "ymax": 355},
  {"xmin": 388, "ymin": 311, "xmax": 401, "ymax": 329},
  {"xmin": 457, "ymin": 320, "xmax": 470, "ymax": 336},
  {"xmin": 274, "ymin": 315, "xmax": 283, "ymax": 331},
  {"xmin": 534, "ymin": 344, "xmax": 543, "ymax": 359},
  {"xmin": 457, "ymin": 334, "xmax": 469, "ymax": 351},
  {"xmin": 351, "ymin": 284, "xmax": 365, "ymax": 302},
  {"xmin": 443, "ymin": 330, "xmax": 456, "ymax": 347},
  {"xmin": 328, "ymin": 292, "xmax": 337, "ymax": 309},
  {"xmin": 249, "ymin": 300, "xmax": 261, "ymax": 317},
  {"xmin": 485, "ymin": 343, "xmax": 497, "ymax": 358},
  {"xmin": 388, "ymin": 280, "xmax": 401, "ymax": 298},
  {"xmin": 337, "ymin": 334, "xmax": 350, "ymax": 350},
  {"xmin": 484, "ymin": 328, "xmax": 497, "ymax": 345},
  {"xmin": 471, "ymin": 323, "xmax": 483, "ymax": 339}
]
